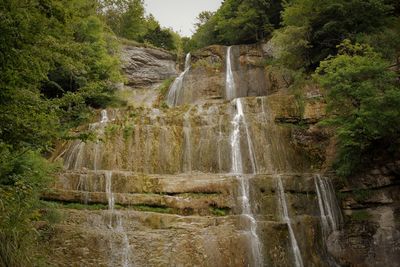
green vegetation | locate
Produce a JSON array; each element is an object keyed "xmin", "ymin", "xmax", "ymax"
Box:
[
  {"xmin": 188, "ymin": 0, "xmax": 399, "ymax": 177},
  {"xmin": 190, "ymin": 0, "xmax": 283, "ymax": 49},
  {"xmin": 209, "ymin": 207, "xmax": 230, "ymax": 217},
  {"xmin": 155, "ymin": 77, "xmax": 175, "ymax": 107},
  {"xmin": 99, "ymin": 0, "xmax": 181, "ymax": 52},
  {"xmin": 43, "ymin": 201, "xmax": 115, "ymax": 210},
  {"xmin": 0, "ymin": 0, "xmax": 131, "ymax": 265},
  {"xmin": 273, "ymin": 0, "xmax": 393, "ymax": 70},
  {"xmin": 350, "ymin": 210, "xmax": 372, "ymax": 221},
  {"xmin": 131, "ymin": 204, "xmax": 172, "ymax": 214},
  {"xmin": 315, "ymin": 41, "xmax": 400, "ymax": 176}
]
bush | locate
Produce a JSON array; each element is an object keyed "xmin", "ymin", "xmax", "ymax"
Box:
[{"xmin": 315, "ymin": 41, "xmax": 400, "ymax": 176}]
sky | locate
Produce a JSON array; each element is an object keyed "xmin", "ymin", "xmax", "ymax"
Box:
[{"xmin": 143, "ymin": 0, "xmax": 223, "ymax": 37}]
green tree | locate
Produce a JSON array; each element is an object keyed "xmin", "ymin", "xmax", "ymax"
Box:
[
  {"xmin": 191, "ymin": 0, "xmax": 283, "ymax": 47},
  {"xmin": 0, "ymin": 0, "xmax": 122, "ymax": 264},
  {"xmin": 315, "ymin": 41, "xmax": 400, "ymax": 176},
  {"xmin": 276, "ymin": 0, "xmax": 393, "ymax": 69}
]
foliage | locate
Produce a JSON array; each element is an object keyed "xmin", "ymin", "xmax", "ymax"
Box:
[
  {"xmin": 0, "ymin": 148, "xmax": 57, "ymax": 266},
  {"xmin": 99, "ymin": 0, "xmax": 179, "ymax": 51},
  {"xmin": 315, "ymin": 41, "xmax": 400, "ymax": 176},
  {"xmin": 275, "ymin": 0, "xmax": 394, "ymax": 69},
  {"xmin": 191, "ymin": 0, "xmax": 283, "ymax": 48},
  {"xmin": 0, "ymin": 0, "xmax": 123, "ymax": 264}
]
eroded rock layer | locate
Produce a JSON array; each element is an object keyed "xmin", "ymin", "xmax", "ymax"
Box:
[{"xmin": 43, "ymin": 42, "xmax": 400, "ymax": 267}]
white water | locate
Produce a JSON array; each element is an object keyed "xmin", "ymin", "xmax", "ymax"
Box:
[
  {"xmin": 276, "ymin": 175, "xmax": 304, "ymax": 267},
  {"xmin": 76, "ymin": 174, "xmax": 90, "ymax": 204},
  {"xmin": 237, "ymin": 176, "xmax": 263, "ymax": 267},
  {"xmin": 314, "ymin": 175, "xmax": 342, "ymax": 236},
  {"xmin": 166, "ymin": 53, "xmax": 191, "ymax": 106},
  {"xmin": 101, "ymin": 109, "xmax": 109, "ymax": 123},
  {"xmin": 230, "ymin": 99, "xmax": 258, "ymax": 174},
  {"xmin": 231, "ymin": 100, "xmax": 243, "ymax": 174},
  {"xmin": 105, "ymin": 171, "xmax": 132, "ymax": 267},
  {"xmin": 230, "ymin": 98, "xmax": 263, "ymax": 266},
  {"xmin": 182, "ymin": 109, "xmax": 192, "ymax": 173},
  {"xmin": 105, "ymin": 171, "xmax": 115, "ymax": 215},
  {"xmin": 226, "ymin": 46, "xmax": 236, "ymax": 100},
  {"xmin": 217, "ymin": 115, "xmax": 223, "ymax": 172}
]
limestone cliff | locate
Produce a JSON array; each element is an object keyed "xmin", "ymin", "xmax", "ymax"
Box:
[{"xmin": 42, "ymin": 42, "xmax": 399, "ymax": 267}]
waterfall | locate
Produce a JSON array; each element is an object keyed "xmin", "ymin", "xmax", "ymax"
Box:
[
  {"xmin": 182, "ymin": 109, "xmax": 192, "ymax": 173},
  {"xmin": 231, "ymin": 100, "xmax": 243, "ymax": 174},
  {"xmin": 76, "ymin": 174, "xmax": 90, "ymax": 204},
  {"xmin": 217, "ymin": 115, "xmax": 223, "ymax": 172},
  {"xmin": 230, "ymin": 99, "xmax": 258, "ymax": 174},
  {"xmin": 105, "ymin": 171, "xmax": 132, "ymax": 267},
  {"xmin": 314, "ymin": 175, "xmax": 342, "ymax": 266},
  {"xmin": 101, "ymin": 109, "xmax": 109, "ymax": 123},
  {"xmin": 105, "ymin": 171, "xmax": 115, "ymax": 214},
  {"xmin": 276, "ymin": 175, "xmax": 304, "ymax": 267},
  {"xmin": 226, "ymin": 46, "xmax": 236, "ymax": 100},
  {"xmin": 230, "ymin": 98, "xmax": 263, "ymax": 266},
  {"xmin": 237, "ymin": 176, "xmax": 263, "ymax": 267},
  {"xmin": 314, "ymin": 175, "xmax": 342, "ymax": 236},
  {"xmin": 166, "ymin": 53, "xmax": 191, "ymax": 107}
]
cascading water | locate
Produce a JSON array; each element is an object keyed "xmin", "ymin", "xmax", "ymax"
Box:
[
  {"xmin": 101, "ymin": 109, "xmax": 109, "ymax": 123},
  {"xmin": 276, "ymin": 175, "xmax": 304, "ymax": 267},
  {"xmin": 237, "ymin": 175, "xmax": 263, "ymax": 267},
  {"xmin": 105, "ymin": 171, "xmax": 132, "ymax": 267},
  {"xmin": 166, "ymin": 53, "xmax": 191, "ymax": 106},
  {"xmin": 314, "ymin": 174, "xmax": 343, "ymax": 267},
  {"xmin": 230, "ymin": 98, "xmax": 263, "ymax": 266},
  {"xmin": 226, "ymin": 46, "xmax": 236, "ymax": 100},
  {"xmin": 217, "ymin": 115, "xmax": 223, "ymax": 172},
  {"xmin": 314, "ymin": 174, "xmax": 342, "ymax": 236},
  {"xmin": 231, "ymin": 99, "xmax": 258, "ymax": 174},
  {"xmin": 182, "ymin": 109, "xmax": 192, "ymax": 173}
]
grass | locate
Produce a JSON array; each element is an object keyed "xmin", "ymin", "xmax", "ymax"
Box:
[
  {"xmin": 209, "ymin": 207, "xmax": 230, "ymax": 216},
  {"xmin": 350, "ymin": 210, "xmax": 371, "ymax": 221},
  {"xmin": 41, "ymin": 201, "xmax": 117, "ymax": 211},
  {"xmin": 158, "ymin": 78, "xmax": 175, "ymax": 98},
  {"xmin": 131, "ymin": 204, "xmax": 172, "ymax": 214}
]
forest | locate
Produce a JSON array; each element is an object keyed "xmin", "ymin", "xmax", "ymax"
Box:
[{"xmin": 1, "ymin": 0, "xmax": 399, "ymax": 266}]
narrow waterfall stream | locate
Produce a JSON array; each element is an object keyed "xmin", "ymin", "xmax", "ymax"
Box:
[
  {"xmin": 166, "ymin": 53, "xmax": 191, "ymax": 106},
  {"xmin": 314, "ymin": 174, "xmax": 342, "ymax": 235},
  {"xmin": 105, "ymin": 171, "xmax": 132, "ymax": 267},
  {"xmin": 182, "ymin": 108, "xmax": 193, "ymax": 173},
  {"xmin": 314, "ymin": 175, "xmax": 343, "ymax": 266},
  {"xmin": 227, "ymin": 46, "xmax": 263, "ymax": 266},
  {"xmin": 226, "ymin": 46, "xmax": 236, "ymax": 100},
  {"xmin": 276, "ymin": 175, "xmax": 304, "ymax": 267}
]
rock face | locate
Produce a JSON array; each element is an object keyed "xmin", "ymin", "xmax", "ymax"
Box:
[
  {"xmin": 121, "ymin": 45, "xmax": 177, "ymax": 88},
  {"xmin": 327, "ymin": 162, "xmax": 400, "ymax": 267},
  {"xmin": 119, "ymin": 45, "xmax": 178, "ymax": 107},
  {"xmin": 43, "ymin": 43, "xmax": 400, "ymax": 267},
  {"xmin": 170, "ymin": 44, "xmax": 288, "ymax": 106}
]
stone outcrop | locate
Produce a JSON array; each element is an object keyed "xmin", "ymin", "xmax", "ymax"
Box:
[
  {"xmin": 42, "ymin": 42, "xmax": 400, "ymax": 267},
  {"xmin": 119, "ymin": 45, "xmax": 178, "ymax": 107},
  {"xmin": 170, "ymin": 43, "xmax": 290, "ymax": 106},
  {"xmin": 121, "ymin": 45, "xmax": 177, "ymax": 88},
  {"xmin": 327, "ymin": 161, "xmax": 400, "ymax": 267}
]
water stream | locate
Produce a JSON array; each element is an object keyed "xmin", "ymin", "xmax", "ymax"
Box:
[
  {"xmin": 230, "ymin": 99, "xmax": 263, "ymax": 265},
  {"xmin": 182, "ymin": 108, "xmax": 193, "ymax": 173},
  {"xmin": 314, "ymin": 174, "xmax": 342, "ymax": 266},
  {"xmin": 314, "ymin": 174, "xmax": 342, "ymax": 236},
  {"xmin": 105, "ymin": 171, "xmax": 132, "ymax": 267},
  {"xmin": 226, "ymin": 46, "xmax": 236, "ymax": 100},
  {"xmin": 276, "ymin": 175, "xmax": 304, "ymax": 267},
  {"xmin": 166, "ymin": 53, "xmax": 191, "ymax": 106}
]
